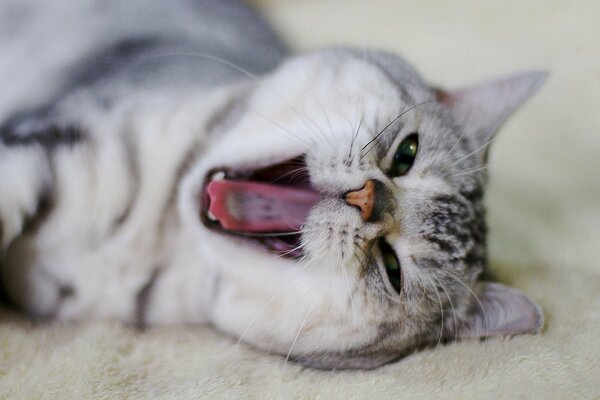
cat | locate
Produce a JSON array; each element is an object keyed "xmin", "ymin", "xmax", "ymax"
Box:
[{"xmin": 0, "ymin": 0, "xmax": 544, "ymax": 369}]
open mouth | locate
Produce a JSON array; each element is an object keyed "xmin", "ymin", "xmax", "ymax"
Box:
[{"xmin": 199, "ymin": 156, "xmax": 320, "ymax": 258}]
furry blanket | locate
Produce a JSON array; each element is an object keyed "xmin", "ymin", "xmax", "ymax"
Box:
[{"xmin": 1, "ymin": 0, "xmax": 599, "ymax": 398}]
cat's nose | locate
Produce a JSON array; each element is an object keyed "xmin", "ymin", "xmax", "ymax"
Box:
[{"xmin": 344, "ymin": 180, "xmax": 376, "ymax": 221}]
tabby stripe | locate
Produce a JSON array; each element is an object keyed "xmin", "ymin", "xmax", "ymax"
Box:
[
  {"xmin": 157, "ymin": 140, "xmax": 205, "ymax": 235},
  {"xmin": 134, "ymin": 267, "xmax": 162, "ymax": 329},
  {"xmin": 65, "ymin": 37, "xmax": 165, "ymax": 92},
  {"xmin": 22, "ymin": 187, "xmax": 54, "ymax": 236},
  {"xmin": 157, "ymin": 91, "xmax": 248, "ymax": 232},
  {"xmin": 0, "ymin": 120, "xmax": 85, "ymax": 149},
  {"xmin": 111, "ymin": 132, "xmax": 141, "ymax": 231}
]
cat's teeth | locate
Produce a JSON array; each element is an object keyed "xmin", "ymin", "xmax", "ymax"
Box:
[
  {"xmin": 210, "ymin": 170, "xmax": 226, "ymax": 181},
  {"xmin": 207, "ymin": 210, "xmax": 218, "ymax": 222}
]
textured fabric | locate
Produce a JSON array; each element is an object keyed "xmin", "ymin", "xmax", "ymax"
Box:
[{"xmin": 1, "ymin": 0, "xmax": 599, "ymax": 398}]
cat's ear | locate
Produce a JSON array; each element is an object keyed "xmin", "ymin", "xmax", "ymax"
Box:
[
  {"xmin": 436, "ymin": 71, "xmax": 546, "ymax": 145},
  {"xmin": 450, "ymin": 282, "xmax": 544, "ymax": 340}
]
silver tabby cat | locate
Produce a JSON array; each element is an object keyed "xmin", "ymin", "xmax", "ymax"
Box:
[{"xmin": 0, "ymin": 0, "xmax": 544, "ymax": 369}]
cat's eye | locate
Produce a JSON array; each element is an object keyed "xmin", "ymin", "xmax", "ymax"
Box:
[
  {"xmin": 378, "ymin": 239, "xmax": 402, "ymax": 294},
  {"xmin": 390, "ymin": 133, "xmax": 419, "ymax": 177}
]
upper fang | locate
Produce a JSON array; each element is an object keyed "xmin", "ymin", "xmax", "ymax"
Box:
[
  {"xmin": 210, "ymin": 170, "xmax": 226, "ymax": 181},
  {"xmin": 207, "ymin": 209, "xmax": 218, "ymax": 221}
]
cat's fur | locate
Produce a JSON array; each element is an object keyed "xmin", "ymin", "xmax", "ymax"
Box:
[{"xmin": 0, "ymin": 0, "xmax": 544, "ymax": 369}]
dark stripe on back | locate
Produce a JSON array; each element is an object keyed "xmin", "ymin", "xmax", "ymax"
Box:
[
  {"xmin": 65, "ymin": 36, "xmax": 166, "ymax": 92},
  {"xmin": 0, "ymin": 117, "xmax": 84, "ymax": 148}
]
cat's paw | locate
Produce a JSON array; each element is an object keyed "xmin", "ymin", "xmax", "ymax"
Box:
[{"xmin": 0, "ymin": 113, "xmax": 62, "ymax": 247}]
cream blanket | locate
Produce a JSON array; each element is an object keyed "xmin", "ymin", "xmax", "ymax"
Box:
[{"xmin": 1, "ymin": 1, "xmax": 599, "ymax": 398}]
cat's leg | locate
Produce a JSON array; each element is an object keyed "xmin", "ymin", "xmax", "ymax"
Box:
[
  {"xmin": 0, "ymin": 110, "xmax": 90, "ymax": 316},
  {"xmin": 0, "ymin": 142, "xmax": 52, "ymax": 249},
  {"xmin": 0, "ymin": 116, "xmax": 59, "ymax": 316},
  {"xmin": 0, "ymin": 109, "xmax": 85, "ymax": 249}
]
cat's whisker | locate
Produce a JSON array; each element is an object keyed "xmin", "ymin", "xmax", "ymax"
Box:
[
  {"xmin": 283, "ymin": 302, "xmax": 313, "ymax": 367},
  {"xmin": 146, "ymin": 51, "xmax": 261, "ymax": 81},
  {"xmin": 148, "ymin": 51, "xmax": 327, "ymax": 149},
  {"xmin": 251, "ymin": 110, "xmax": 312, "ymax": 147},
  {"xmin": 444, "ymin": 95, "xmax": 493, "ymax": 158},
  {"xmin": 273, "ymin": 241, "xmax": 307, "ymax": 259},
  {"xmin": 347, "ymin": 117, "xmax": 363, "ymax": 160},
  {"xmin": 348, "ymin": 61, "xmax": 369, "ymax": 152},
  {"xmin": 443, "ymin": 159, "xmax": 503, "ymax": 179},
  {"xmin": 287, "ymin": 170, "xmax": 310, "ymax": 184},
  {"xmin": 351, "ymin": 241, "xmax": 375, "ymax": 318},
  {"xmin": 361, "ymin": 100, "xmax": 436, "ymax": 159},
  {"xmin": 431, "ymin": 274, "xmax": 459, "ymax": 340},
  {"xmin": 271, "ymin": 243, "xmax": 304, "ymax": 259},
  {"xmin": 314, "ymin": 99, "xmax": 337, "ymax": 149},
  {"xmin": 331, "ymin": 109, "xmax": 359, "ymax": 134},
  {"xmin": 293, "ymin": 111, "xmax": 329, "ymax": 148},
  {"xmin": 261, "ymin": 87, "xmax": 336, "ymax": 150},
  {"xmin": 446, "ymin": 271, "xmax": 489, "ymax": 340},
  {"xmin": 296, "ymin": 104, "xmax": 337, "ymax": 150},
  {"xmin": 236, "ymin": 231, "xmax": 299, "ymax": 238},
  {"xmin": 422, "ymin": 273, "xmax": 445, "ymax": 350},
  {"xmin": 353, "ymin": 241, "xmax": 371, "ymax": 267},
  {"xmin": 235, "ymin": 257, "xmax": 315, "ymax": 348},
  {"xmin": 235, "ymin": 288, "xmax": 283, "ymax": 349},
  {"xmin": 270, "ymin": 166, "xmax": 310, "ymax": 184},
  {"xmin": 261, "ymin": 259, "xmax": 309, "ymax": 358},
  {"xmin": 446, "ymin": 133, "xmax": 499, "ymax": 169}
]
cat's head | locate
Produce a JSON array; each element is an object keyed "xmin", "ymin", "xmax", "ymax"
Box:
[{"xmin": 180, "ymin": 49, "xmax": 545, "ymax": 369}]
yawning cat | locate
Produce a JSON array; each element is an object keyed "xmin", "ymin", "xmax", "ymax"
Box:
[{"xmin": 0, "ymin": 0, "xmax": 544, "ymax": 369}]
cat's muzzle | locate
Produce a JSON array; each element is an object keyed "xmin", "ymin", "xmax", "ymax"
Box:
[{"xmin": 199, "ymin": 156, "xmax": 320, "ymax": 258}]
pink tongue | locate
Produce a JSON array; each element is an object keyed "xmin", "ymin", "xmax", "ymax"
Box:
[{"xmin": 207, "ymin": 180, "xmax": 320, "ymax": 233}]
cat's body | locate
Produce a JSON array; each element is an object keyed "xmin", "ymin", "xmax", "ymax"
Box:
[{"xmin": 0, "ymin": 0, "xmax": 544, "ymax": 369}]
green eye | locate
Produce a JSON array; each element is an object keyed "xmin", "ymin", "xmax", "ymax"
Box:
[
  {"xmin": 390, "ymin": 134, "xmax": 419, "ymax": 177},
  {"xmin": 378, "ymin": 239, "xmax": 402, "ymax": 294}
]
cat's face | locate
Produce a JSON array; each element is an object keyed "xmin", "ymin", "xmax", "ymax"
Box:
[{"xmin": 180, "ymin": 50, "xmax": 544, "ymax": 369}]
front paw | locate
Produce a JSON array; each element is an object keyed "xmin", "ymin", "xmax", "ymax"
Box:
[{"xmin": 0, "ymin": 143, "xmax": 52, "ymax": 247}]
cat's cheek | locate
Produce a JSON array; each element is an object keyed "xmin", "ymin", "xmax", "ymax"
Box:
[
  {"xmin": 208, "ymin": 270, "xmax": 376, "ymax": 357},
  {"xmin": 207, "ymin": 270, "xmax": 312, "ymax": 350}
]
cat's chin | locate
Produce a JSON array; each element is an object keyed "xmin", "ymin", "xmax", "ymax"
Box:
[{"xmin": 198, "ymin": 155, "xmax": 319, "ymax": 259}]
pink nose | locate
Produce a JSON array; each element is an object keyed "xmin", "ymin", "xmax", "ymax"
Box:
[{"xmin": 344, "ymin": 180, "xmax": 375, "ymax": 221}]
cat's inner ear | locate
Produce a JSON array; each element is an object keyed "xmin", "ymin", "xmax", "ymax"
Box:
[
  {"xmin": 436, "ymin": 71, "xmax": 546, "ymax": 149},
  {"xmin": 448, "ymin": 282, "xmax": 544, "ymax": 341}
]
